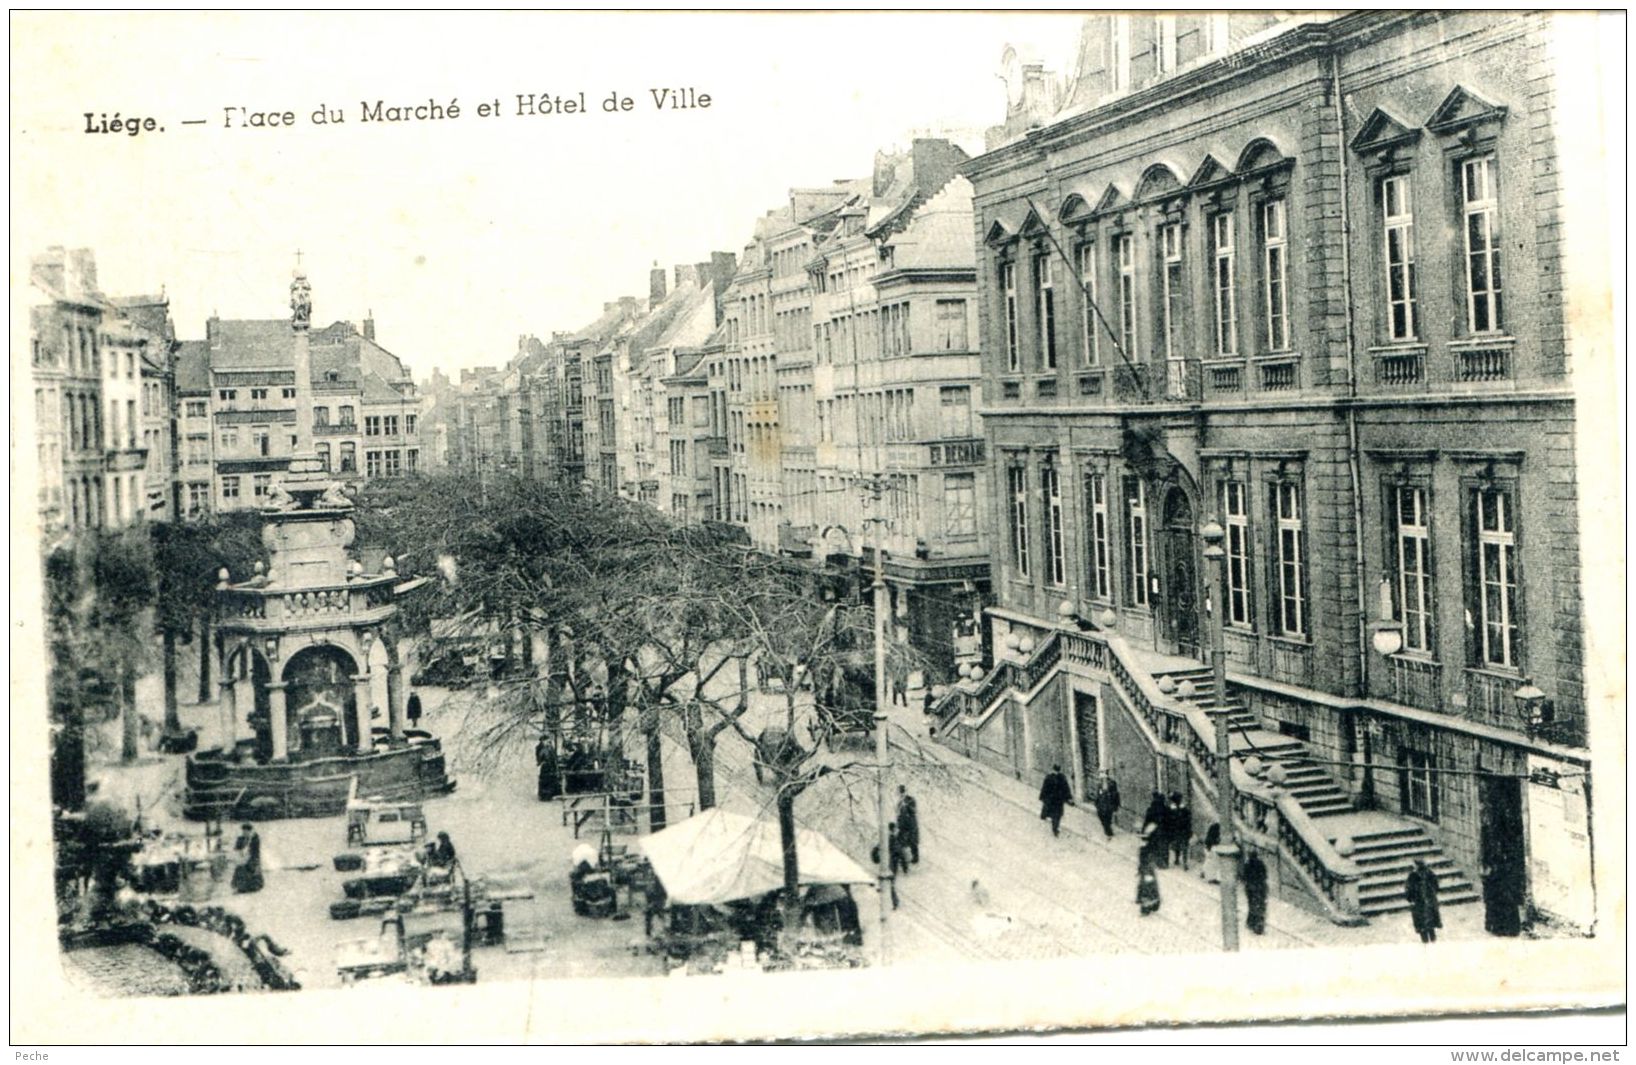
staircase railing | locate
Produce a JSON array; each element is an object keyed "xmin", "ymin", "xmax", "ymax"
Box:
[
  {"xmin": 932, "ymin": 630, "xmax": 1064, "ymax": 735},
  {"xmin": 932, "ymin": 623, "xmax": 1368, "ymax": 922}
]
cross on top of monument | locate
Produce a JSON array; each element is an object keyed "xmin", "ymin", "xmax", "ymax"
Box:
[{"xmin": 295, "ymin": 248, "xmax": 303, "ymax": 269}]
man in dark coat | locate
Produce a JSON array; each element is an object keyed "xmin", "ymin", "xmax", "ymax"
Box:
[
  {"xmin": 1094, "ymin": 778, "xmax": 1121, "ymax": 838},
  {"xmin": 535, "ymin": 736, "xmax": 561, "ymax": 801},
  {"xmin": 1405, "ymin": 858, "xmax": 1443, "ymax": 943},
  {"xmin": 895, "ymin": 785, "xmax": 920, "ymax": 864},
  {"xmin": 1142, "ymin": 791, "xmax": 1170, "ymax": 867},
  {"xmin": 1165, "ymin": 792, "xmax": 1193, "ymax": 871},
  {"xmin": 406, "ymin": 691, "xmax": 423, "ymax": 728},
  {"xmin": 231, "ymin": 823, "xmax": 264, "ymax": 894},
  {"xmin": 1039, "ymin": 766, "xmax": 1073, "ymax": 837},
  {"xmin": 1242, "ymin": 849, "xmax": 1269, "ymax": 935}
]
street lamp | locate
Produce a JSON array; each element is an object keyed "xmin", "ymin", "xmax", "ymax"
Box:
[
  {"xmin": 1514, "ymin": 679, "xmax": 1562, "ymax": 741},
  {"xmin": 1198, "ymin": 517, "xmax": 1241, "ymax": 952}
]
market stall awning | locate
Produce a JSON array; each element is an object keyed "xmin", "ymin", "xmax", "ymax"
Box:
[{"xmin": 636, "ymin": 808, "xmax": 872, "ymax": 906}]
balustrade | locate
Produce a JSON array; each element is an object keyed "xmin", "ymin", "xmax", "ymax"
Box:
[
  {"xmin": 1387, "ymin": 655, "xmax": 1442, "ymax": 712},
  {"xmin": 1455, "ymin": 346, "xmax": 1510, "ymax": 383}
]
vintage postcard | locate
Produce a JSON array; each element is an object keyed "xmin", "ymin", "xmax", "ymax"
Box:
[{"xmin": 9, "ymin": 9, "xmax": 1625, "ymax": 1046}]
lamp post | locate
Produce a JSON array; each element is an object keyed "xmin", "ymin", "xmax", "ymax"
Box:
[{"xmin": 1199, "ymin": 518, "xmax": 1240, "ymax": 953}]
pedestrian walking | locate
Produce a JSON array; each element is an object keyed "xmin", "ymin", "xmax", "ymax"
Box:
[
  {"xmin": 1198, "ymin": 823, "xmax": 1223, "ymax": 884},
  {"xmin": 1142, "ymin": 791, "xmax": 1170, "ymax": 867},
  {"xmin": 1242, "ymin": 849, "xmax": 1269, "ymax": 935},
  {"xmin": 895, "ymin": 785, "xmax": 920, "ymax": 864},
  {"xmin": 837, "ymin": 886, "xmax": 864, "ymax": 944},
  {"xmin": 1094, "ymin": 777, "xmax": 1121, "ymax": 838},
  {"xmin": 891, "ymin": 672, "xmax": 908, "ymax": 708},
  {"xmin": 1165, "ymin": 792, "xmax": 1193, "ymax": 871},
  {"xmin": 231, "ymin": 823, "xmax": 264, "ymax": 894},
  {"xmin": 1038, "ymin": 765, "xmax": 1073, "ymax": 837},
  {"xmin": 871, "ymin": 828, "xmax": 905, "ymax": 909},
  {"xmin": 1136, "ymin": 826, "xmax": 1163, "ymax": 916},
  {"xmin": 406, "ymin": 690, "xmax": 423, "ymax": 728},
  {"xmin": 1405, "ymin": 858, "xmax": 1443, "ymax": 943}
]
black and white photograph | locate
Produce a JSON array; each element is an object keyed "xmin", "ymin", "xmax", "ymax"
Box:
[{"xmin": 9, "ymin": 9, "xmax": 1625, "ymax": 1047}]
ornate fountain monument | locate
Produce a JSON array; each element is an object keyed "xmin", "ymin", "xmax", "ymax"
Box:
[{"xmin": 182, "ymin": 270, "xmax": 454, "ymax": 820}]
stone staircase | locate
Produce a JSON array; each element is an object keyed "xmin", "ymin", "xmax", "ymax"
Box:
[{"xmin": 1162, "ymin": 666, "xmax": 1478, "ymax": 918}]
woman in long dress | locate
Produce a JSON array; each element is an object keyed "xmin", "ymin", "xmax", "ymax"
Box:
[
  {"xmin": 231, "ymin": 823, "xmax": 264, "ymax": 894},
  {"xmin": 1198, "ymin": 823, "xmax": 1223, "ymax": 884},
  {"xmin": 1136, "ymin": 826, "xmax": 1162, "ymax": 916}
]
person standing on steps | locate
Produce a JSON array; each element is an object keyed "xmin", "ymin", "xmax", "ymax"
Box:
[
  {"xmin": 1405, "ymin": 858, "xmax": 1443, "ymax": 943},
  {"xmin": 1038, "ymin": 765, "xmax": 1073, "ymax": 837},
  {"xmin": 1094, "ymin": 777, "xmax": 1121, "ymax": 838},
  {"xmin": 895, "ymin": 785, "xmax": 920, "ymax": 865},
  {"xmin": 406, "ymin": 690, "xmax": 423, "ymax": 729},
  {"xmin": 1242, "ymin": 848, "xmax": 1269, "ymax": 935}
]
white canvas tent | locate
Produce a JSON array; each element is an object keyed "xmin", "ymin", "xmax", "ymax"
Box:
[{"xmin": 636, "ymin": 808, "xmax": 872, "ymax": 905}]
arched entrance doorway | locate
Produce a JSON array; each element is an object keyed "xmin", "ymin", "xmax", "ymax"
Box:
[
  {"xmin": 1159, "ymin": 486, "xmax": 1200, "ymax": 659},
  {"xmin": 282, "ymin": 645, "xmax": 359, "ymax": 757}
]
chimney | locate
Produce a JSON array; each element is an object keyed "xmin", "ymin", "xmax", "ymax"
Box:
[
  {"xmin": 710, "ymin": 251, "xmax": 738, "ymax": 286},
  {"xmin": 30, "ymin": 247, "xmax": 66, "ymax": 296},
  {"xmin": 649, "ymin": 261, "xmax": 668, "ymax": 307},
  {"xmin": 68, "ymin": 248, "xmax": 98, "ymax": 298},
  {"xmin": 363, "ymin": 312, "xmax": 376, "ymax": 341}
]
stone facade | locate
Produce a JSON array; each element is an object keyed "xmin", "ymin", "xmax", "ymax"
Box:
[{"xmin": 965, "ymin": 12, "xmax": 1597, "ymax": 924}]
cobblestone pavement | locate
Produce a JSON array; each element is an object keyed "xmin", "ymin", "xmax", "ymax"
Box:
[{"xmin": 61, "ymin": 943, "xmax": 192, "ymax": 998}]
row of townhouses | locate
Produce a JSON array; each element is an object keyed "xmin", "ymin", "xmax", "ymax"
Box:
[
  {"xmin": 27, "ymin": 250, "xmax": 429, "ymax": 538},
  {"xmin": 438, "ymin": 11, "xmax": 1602, "ymax": 935}
]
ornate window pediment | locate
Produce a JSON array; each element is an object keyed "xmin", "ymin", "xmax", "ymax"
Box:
[
  {"xmin": 1058, "ymin": 192, "xmax": 1092, "ymax": 226},
  {"xmin": 1017, "ymin": 205, "xmax": 1049, "ymax": 238},
  {"xmin": 983, "ymin": 218, "xmax": 1016, "ymax": 248},
  {"xmin": 1187, "ymin": 154, "xmax": 1232, "ymax": 190},
  {"xmin": 1134, "ymin": 163, "xmax": 1184, "ymax": 204},
  {"xmin": 1350, "ymin": 106, "xmax": 1423, "ymax": 156},
  {"xmin": 1091, "ymin": 182, "xmax": 1128, "ymax": 216},
  {"xmin": 1425, "ymin": 85, "xmax": 1508, "ymax": 138}
]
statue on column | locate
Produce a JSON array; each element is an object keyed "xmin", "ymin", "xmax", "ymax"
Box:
[{"xmin": 291, "ymin": 271, "xmax": 312, "ymax": 330}]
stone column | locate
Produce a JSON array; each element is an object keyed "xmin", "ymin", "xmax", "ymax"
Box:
[
  {"xmin": 267, "ymin": 682, "xmax": 289, "ymax": 763},
  {"xmin": 219, "ymin": 678, "xmax": 238, "ymax": 750},
  {"xmin": 386, "ymin": 662, "xmax": 405, "ymax": 744},
  {"xmin": 352, "ymin": 673, "xmax": 375, "ymax": 754}
]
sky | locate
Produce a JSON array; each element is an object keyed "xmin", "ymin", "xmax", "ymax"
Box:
[{"xmin": 13, "ymin": 11, "xmax": 1083, "ymax": 376}]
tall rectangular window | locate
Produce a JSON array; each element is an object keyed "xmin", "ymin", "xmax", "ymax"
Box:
[
  {"xmin": 1115, "ymin": 234, "xmax": 1137, "ymax": 355},
  {"xmin": 1126, "ymin": 478, "xmax": 1150, "ymax": 607},
  {"xmin": 1036, "ymin": 253, "xmax": 1058, "ymax": 369},
  {"xmin": 1008, "ymin": 465, "xmax": 1031, "ymax": 577},
  {"xmin": 1212, "ymin": 213, "xmax": 1237, "ymax": 355},
  {"xmin": 1400, "ymin": 747, "xmax": 1439, "ymax": 821},
  {"xmin": 1262, "ymin": 199, "xmax": 1290, "ymax": 351},
  {"xmin": 1461, "ymin": 156, "xmax": 1503, "ymax": 333},
  {"xmin": 1110, "ymin": 14, "xmax": 1131, "ymax": 92},
  {"xmin": 1395, "ymin": 485, "xmax": 1433, "ymax": 654},
  {"xmin": 1044, "ymin": 466, "xmax": 1066, "ymax": 586},
  {"xmin": 221, "ymin": 475, "xmax": 240, "ymax": 500},
  {"xmin": 1160, "ymin": 222, "xmax": 1184, "ymax": 360},
  {"xmin": 935, "ymin": 299, "xmax": 966, "ymax": 351},
  {"xmin": 384, "ymin": 449, "xmax": 401, "ymax": 477},
  {"xmin": 1223, "ymin": 481, "xmax": 1252, "ymax": 627},
  {"xmin": 1274, "ymin": 481, "xmax": 1306, "ymax": 637},
  {"xmin": 316, "ymin": 442, "xmax": 331, "ymax": 470},
  {"xmin": 1156, "ymin": 14, "xmax": 1178, "ymax": 74},
  {"xmin": 365, "ymin": 450, "xmax": 382, "ymax": 478},
  {"xmin": 1086, "ymin": 472, "xmax": 1111, "ymax": 600},
  {"xmin": 252, "ymin": 474, "xmax": 271, "ymax": 500},
  {"xmin": 339, "ymin": 442, "xmax": 356, "ymax": 472},
  {"xmin": 1381, "ymin": 174, "xmax": 1418, "ymax": 341},
  {"xmin": 1003, "ymin": 262, "xmax": 1020, "ymax": 372},
  {"xmin": 1078, "ymin": 243, "xmax": 1100, "ymax": 366},
  {"xmin": 1474, "ymin": 486, "xmax": 1518, "ymax": 668},
  {"xmin": 944, "ymin": 473, "xmax": 976, "ymax": 537},
  {"xmin": 939, "ymin": 386, "xmax": 972, "ymax": 438}
]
